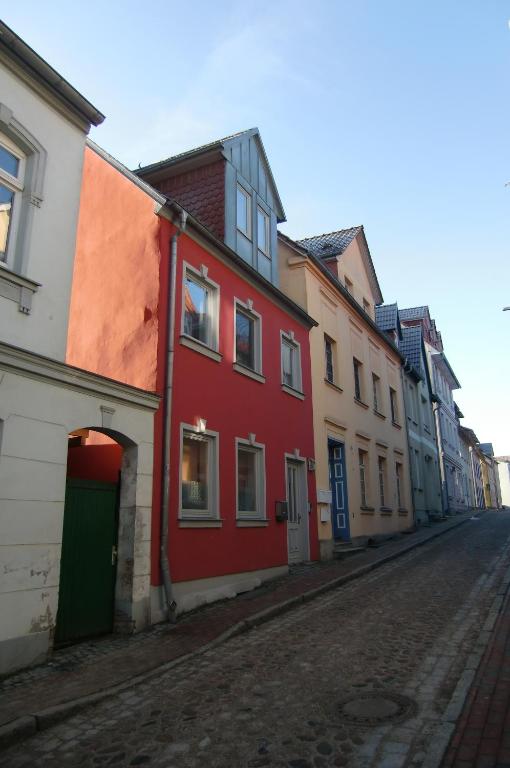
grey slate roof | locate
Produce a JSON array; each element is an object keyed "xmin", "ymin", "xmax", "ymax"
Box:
[
  {"xmin": 479, "ymin": 443, "xmax": 494, "ymax": 457},
  {"xmin": 375, "ymin": 303, "xmax": 399, "ymax": 332},
  {"xmin": 399, "ymin": 306, "xmax": 428, "ymax": 321},
  {"xmin": 400, "ymin": 326, "xmax": 423, "ymax": 376},
  {"xmin": 296, "ymin": 227, "xmax": 362, "ymax": 259}
]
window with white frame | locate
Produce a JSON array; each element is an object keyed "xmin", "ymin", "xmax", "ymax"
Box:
[
  {"xmin": 236, "ymin": 439, "xmax": 265, "ymax": 519},
  {"xmin": 359, "ymin": 449, "xmax": 369, "ymax": 507},
  {"xmin": 281, "ymin": 333, "xmax": 302, "ymax": 392},
  {"xmin": 236, "ymin": 184, "xmax": 251, "ymax": 238},
  {"xmin": 180, "ymin": 427, "xmax": 218, "ymax": 519},
  {"xmin": 182, "ymin": 265, "xmax": 218, "ymax": 350},
  {"xmin": 0, "ymin": 133, "xmax": 25, "ymax": 266},
  {"xmin": 257, "ymin": 206, "xmax": 270, "ymax": 258},
  {"xmin": 353, "ymin": 358, "xmax": 364, "ymax": 402},
  {"xmin": 324, "ymin": 335, "xmax": 335, "ymax": 384},
  {"xmin": 235, "ymin": 301, "xmax": 262, "ymax": 373}
]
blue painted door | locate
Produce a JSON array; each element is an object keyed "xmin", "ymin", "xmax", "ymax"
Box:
[{"xmin": 328, "ymin": 441, "xmax": 350, "ymax": 541}]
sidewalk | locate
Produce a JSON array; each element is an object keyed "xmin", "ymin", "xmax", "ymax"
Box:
[
  {"xmin": 0, "ymin": 513, "xmax": 476, "ymax": 749},
  {"xmin": 442, "ymin": 558, "xmax": 510, "ymax": 767}
]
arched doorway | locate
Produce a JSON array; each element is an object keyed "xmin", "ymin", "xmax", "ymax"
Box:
[{"xmin": 56, "ymin": 427, "xmax": 138, "ymax": 645}]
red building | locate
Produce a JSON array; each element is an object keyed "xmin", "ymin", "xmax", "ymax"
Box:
[{"xmin": 68, "ymin": 130, "xmax": 318, "ymax": 624}]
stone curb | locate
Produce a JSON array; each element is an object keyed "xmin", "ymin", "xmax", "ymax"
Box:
[
  {"xmin": 422, "ymin": 558, "xmax": 510, "ymax": 768},
  {"xmin": 0, "ymin": 512, "xmax": 476, "ymax": 752}
]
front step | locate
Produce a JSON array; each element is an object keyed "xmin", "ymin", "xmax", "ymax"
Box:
[{"xmin": 333, "ymin": 543, "xmax": 366, "ymax": 560}]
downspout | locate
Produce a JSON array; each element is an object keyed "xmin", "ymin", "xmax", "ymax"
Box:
[{"xmin": 160, "ymin": 208, "xmax": 188, "ymax": 621}]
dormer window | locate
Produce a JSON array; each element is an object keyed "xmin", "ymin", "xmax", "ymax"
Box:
[
  {"xmin": 236, "ymin": 184, "xmax": 251, "ymax": 239},
  {"xmin": 257, "ymin": 207, "xmax": 269, "ymax": 257},
  {"xmin": 0, "ymin": 133, "xmax": 25, "ymax": 266}
]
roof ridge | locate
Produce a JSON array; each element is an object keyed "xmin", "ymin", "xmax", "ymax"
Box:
[{"xmin": 297, "ymin": 225, "xmax": 363, "ymax": 243}]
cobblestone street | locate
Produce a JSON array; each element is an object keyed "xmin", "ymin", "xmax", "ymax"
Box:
[{"xmin": 3, "ymin": 512, "xmax": 510, "ymax": 768}]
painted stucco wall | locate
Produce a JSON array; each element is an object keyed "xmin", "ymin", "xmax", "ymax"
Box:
[
  {"xmin": 66, "ymin": 147, "xmax": 163, "ymax": 391},
  {"xmin": 335, "ymin": 236, "xmax": 376, "ymax": 320},
  {"xmin": 279, "ymin": 239, "xmax": 413, "ymax": 557},
  {"xmin": 497, "ymin": 461, "xmax": 510, "ymax": 507},
  {"xmin": 149, "ymin": 229, "xmax": 318, "ymax": 614},
  {"xmin": 0, "ymin": 60, "xmax": 87, "ymax": 360},
  {"xmin": 0, "ymin": 352, "xmax": 156, "ymax": 675}
]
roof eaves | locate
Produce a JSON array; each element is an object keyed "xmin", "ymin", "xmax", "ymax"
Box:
[{"xmin": 0, "ymin": 22, "xmax": 104, "ymax": 127}]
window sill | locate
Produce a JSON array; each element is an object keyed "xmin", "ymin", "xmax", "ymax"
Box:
[
  {"xmin": 282, "ymin": 384, "xmax": 305, "ymax": 400},
  {"xmin": 180, "ymin": 334, "xmax": 222, "ymax": 362},
  {"xmin": 373, "ymin": 409, "xmax": 386, "ymax": 420},
  {"xmin": 0, "ymin": 263, "xmax": 40, "ymax": 314},
  {"xmin": 324, "ymin": 378, "xmax": 343, "ymax": 393},
  {"xmin": 398, "ymin": 508, "xmax": 409, "ymax": 515},
  {"xmin": 178, "ymin": 518, "xmax": 223, "ymax": 528},
  {"xmin": 354, "ymin": 397, "xmax": 369, "ymax": 409},
  {"xmin": 236, "ymin": 519, "xmax": 269, "ymax": 527},
  {"xmin": 360, "ymin": 506, "xmax": 375, "ymax": 514},
  {"xmin": 392, "ymin": 421, "xmax": 402, "ymax": 430},
  {"xmin": 380, "ymin": 507, "xmax": 393, "ymax": 514},
  {"xmin": 233, "ymin": 362, "xmax": 265, "ymax": 384}
]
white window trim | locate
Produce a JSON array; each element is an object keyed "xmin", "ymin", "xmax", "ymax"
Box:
[
  {"xmin": 235, "ymin": 437, "xmax": 266, "ymax": 520},
  {"xmin": 257, "ymin": 205, "xmax": 270, "ymax": 257},
  {"xmin": 0, "ymin": 132, "xmax": 25, "ymax": 269},
  {"xmin": 280, "ymin": 330, "xmax": 303, "ymax": 395},
  {"xmin": 236, "ymin": 183, "xmax": 252, "ymax": 240},
  {"xmin": 233, "ymin": 297, "xmax": 263, "ymax": 376},
  {"xmin": 181, "ymin": 261, "xmax": 220, "ymax": 353},
  {"xmin": 179, "ymin": 422, "xmax": 219, "ymax": 521}
]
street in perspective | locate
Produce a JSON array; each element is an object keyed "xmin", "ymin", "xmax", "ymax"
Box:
[{"xmin": 2, "ymin": 511, "xmax": 510, "ymax": 768}]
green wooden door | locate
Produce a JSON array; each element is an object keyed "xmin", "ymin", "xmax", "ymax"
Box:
[{"xmin": 56, "ymin": 478, "xmax": 118, "ymax": 645}]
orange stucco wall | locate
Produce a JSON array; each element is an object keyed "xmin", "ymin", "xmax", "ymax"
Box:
[{"xmin": 66, "ymin": 147, "xmax": 163, "ymax": 391}]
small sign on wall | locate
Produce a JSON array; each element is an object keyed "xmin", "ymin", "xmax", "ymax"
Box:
[
  {"xmin": 317, "ymin": 489, "xmax": 332, "ymax": 504},
  {"xmin": 320, "ymin": 506, "xmax": 331, "ymax": 523}
]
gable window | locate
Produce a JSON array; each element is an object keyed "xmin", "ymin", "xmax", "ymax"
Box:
[
  {"xmin": 359, "ymin": 449, "xmax": 369, "ymax": 507},
  {"xmin": 281, "ymin": 332, "xmax": 302, "ymax": 394},
  {"xmin": 324, "ymin": 335, "xmax": 335, "ymax": 384},
  {"xmin": 363, "ymin": 298, "xmax": 370, "ymax": 315},
  {"xmin": 234, "ymin": 300, "xmax": 262, "ymax": 374},
  {"xmin": 378, "ymin": 456, "xmax": 387, "ymax": 507},
  {"xmin": 180, "ymin": 426, "xmax": 218, "ymax": 519},
  {"xmin": 0, "ymin": 133, "xmax": 25, "ymax": 266},
  {"xmin": 345, "ymin": 276, "xmax": 353, "ymax": 295},
  {"xmin": 236, "ymin": 439, "xmax": 265, "ymax": 520},
  {"xmin": 257, "ymin": 207, "xmax": 269, "ymax": 257},
  {"xmin": 236, "ymin": 184, "xmax": 251, "ymax": 238},
  {"xmin": 353, "ymin": 358, "xmax": 364, "ymax": 402},
  {"xmin": 372, "ymin": 373, "xmax": 381, "ymax": 413},
  {"xmin": 182, "ymin": 265, "xmax": 219, "ymax": 352},
  {"xmin": 389, "ymin": 387, "xmax": 399, "ymax": 424}
]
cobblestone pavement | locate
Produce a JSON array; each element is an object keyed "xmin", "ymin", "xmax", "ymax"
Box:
[{"xmin": 3, "ymin": 512, "xmax": 510, "ymax": 768}]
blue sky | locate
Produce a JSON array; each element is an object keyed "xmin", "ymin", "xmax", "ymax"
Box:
[{"xmin": 4, "ymin": 1, "xmax": 510, "ymax": 454}]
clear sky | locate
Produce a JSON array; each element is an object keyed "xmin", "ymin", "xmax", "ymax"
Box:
[{"xmin": 4, "ymin": 1, "xmax": 509, "ymax": 454}]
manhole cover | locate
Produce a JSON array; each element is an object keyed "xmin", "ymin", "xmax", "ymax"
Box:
[{"xmin": 338, "ymin": 692, "xmax": 417, "ymax": 726}]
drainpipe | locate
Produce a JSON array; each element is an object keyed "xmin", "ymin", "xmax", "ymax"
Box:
[{"xmin": 160, "ymin": 208, "xmax": 188, "ymax": 621}]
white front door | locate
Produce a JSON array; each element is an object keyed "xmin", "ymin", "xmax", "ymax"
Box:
[{"xmin": 286, "ymin": 459, "xmax": 308, "ymax": 564}]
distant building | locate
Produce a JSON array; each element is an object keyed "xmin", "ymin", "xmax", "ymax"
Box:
[
  {"xmin": 479, "ymin": 444, "xmax": 502, "ymax": 509},
  {"xmin": 458, "ymin": 426, "xmax": 485, "ymax": 509},
  {"xmin": 375, "ymin": 304, "xmax": 443, "ymax": 523},
  {"xmin": 495, "ymin": 457, "xmax": 510, "ymax": 507}
]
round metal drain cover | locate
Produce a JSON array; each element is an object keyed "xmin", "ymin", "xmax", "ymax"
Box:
[{"xmin": 338, "ymin": 692, "xmax": 417, "ymax": 726}]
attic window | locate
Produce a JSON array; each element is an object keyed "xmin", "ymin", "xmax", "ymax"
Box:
[{"xmin": 236, "ymin": 184, "xmax": 251, "ymax": 239}]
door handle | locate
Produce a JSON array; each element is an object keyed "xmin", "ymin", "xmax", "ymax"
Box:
[{"xmin": 111, "ymin": 545, "xmax": 118, "ymax": 566}]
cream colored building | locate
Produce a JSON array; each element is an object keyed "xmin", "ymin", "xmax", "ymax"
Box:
[
  {"xmin": 278, "ymin": 228, "xmax": 413, "ymax": 559},
  {"xmin": 0, "ymin": 24, "xmax": 158, "ymax": 675}
]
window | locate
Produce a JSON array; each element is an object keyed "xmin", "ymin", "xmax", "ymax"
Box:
[
  {"xmin": 414, "ymin": 450, "xmax": 421, "ymax": 489},
  {"xmin": 363, "ymin": 298, "xmax": 370, "ymax": 315},
  {"xmin": 281, "ymin": 333, "xmax": 302, "ymax": 392},
  {"xmin": 180, "ymin": 427, "xmax": 218, "ymax": 519},
  {"xmin": 324, "ymin": 335, "xmax": 335, "ymax": 384},
  {"xmin": 345, "ymin": 276, "xmax": 353, "ymax": 295},
  {"xmin": 236, "ymin": 184, "xmax": 251, "ymax": 238},
  {"xmin": 257, "ymin": 207, "xmax": 269, "ymax": 257},
  {"xmin": 236, "ymin": 440, "xmax": 265, "ymax": 519},
  {"xmin": 182, "ymin": 265, "xmax": 219, "ymax": 351},
  {"xmin": 353, "ymin": 358, "xmax": 363, "ymax": 401},
  {"xmin": 0, "ymin": 133, "xmax": 25, "ymax": 266},
  {"xmin": 389, "ymin": 387, "xmax": 399, "ymax": 423},
  {"xmin": 378, "ymin": 456, "xmax": 386, "ymax": 507},
  {"xmin": 234, "ymin": 301, "xmax": 262, "ymax": 374},
  {"xmin": 372, "ymin": 373, "xmax": 381, "ymax": 412},
  {"xmin": 359, "ymin": 450, "xmax": 369, "ymax": 507},
  {"xmin": 396, "ymin": 462, "xmax": 403, "ymax": 508}
]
